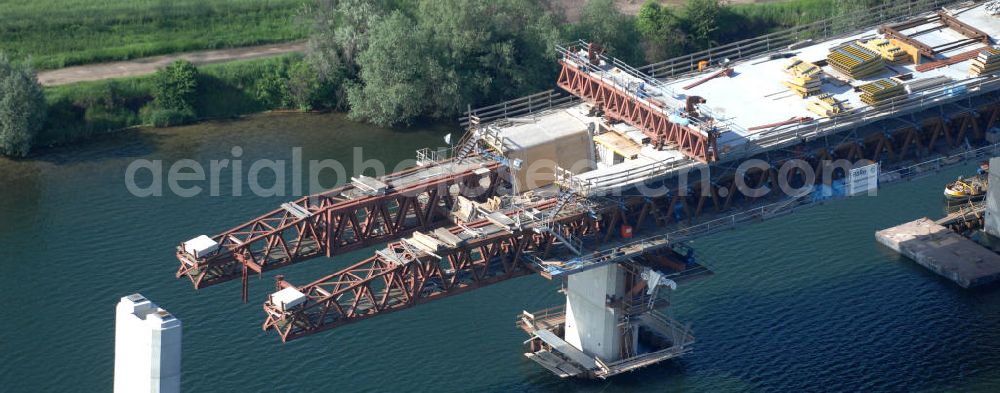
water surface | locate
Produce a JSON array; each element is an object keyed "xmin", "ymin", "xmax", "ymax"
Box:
[{"xmin": 1, "ymin": 112, "xmax": 999, "ymax": 392}]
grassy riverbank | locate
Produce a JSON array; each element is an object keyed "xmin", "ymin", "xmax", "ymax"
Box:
[
  {"xmin": 39, "ymin": 54, "xmax": 304, "ymax": 147},
  {"xmin": 0, "ymin": 0, "xmax": 308, "ymax": 70}
]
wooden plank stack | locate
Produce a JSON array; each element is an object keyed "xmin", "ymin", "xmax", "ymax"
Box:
[
  {"xmin": 890, "ymin": 38, "xmax": 923, "ymax": 65},
  {"xmin": 827, "ymin": 42, "xmax": 885, "ymax": 79},
  {"xmin": 861, "ymin": 39, "xmax": 909, "ymax": 64},
  {"xmin": 781, "ymin": 57, "xmax": 823, "ymax": 98},
  {"xmin": 969, "ymin": 47, "xmax": 1000, "ymax": 77},
  {"xmin": 806, "ymin": 93, "xmax": 852, "ymax": 118},
  {"xmin": 859, "ymin": 77, "xmax": 907, "ymax": 106}
]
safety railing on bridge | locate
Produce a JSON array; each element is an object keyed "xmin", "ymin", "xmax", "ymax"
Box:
[
  {"xmin": 726, "ymin": 75, "xmax": 1000, "ymax": 162},
  {"xmin": 554, "ymin": 157, "xmax": 699, "ymax": 197},
  {"xmin": 638, "ymin": 0, "xmax": 957, "ymax": 79},
  {"xmin": 516, "ymin": 305, "xmax": 567, "ymax": 331},
  {"xmin": 458, "ymin": 90, "xmax": 578, "ymax": 129}
]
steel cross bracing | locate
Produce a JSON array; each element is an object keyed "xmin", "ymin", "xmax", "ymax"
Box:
[
  {"xmin": 261, "ymin": 196, "xmax": 608, "ymax": 341},
  {"xmin": 176, "ymin": 157, "xmax": 505, "ymax": 302},
  {"xmin": 556, "ymin": 57, "xmax": 718, "ymax": 163},
  {"xmin": 257, "ymin": 95, "xmax": 1000, "ymax": 342}
]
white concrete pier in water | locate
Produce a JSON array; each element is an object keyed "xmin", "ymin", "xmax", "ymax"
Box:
[{"xmin": 114, "ymin": 294, "xmax": 182, "ymax": 393}]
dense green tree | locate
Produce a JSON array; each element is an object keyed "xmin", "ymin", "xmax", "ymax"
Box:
[
  {"xmin": 302, "ymin": 0, "xmax": 387, "ymax": 107},
  {"xmin": 255, "ymin": 64, "xmax": 292, "ymax": 109},
  {"xmin": 152, "ymin": 60, "xmax": 198, "ymax": 112},
  {"xmin": 684, "ymin": 0, "xmax": 722, "ymax": 50},
  {"xmin": 636, "ymin": 0, "xmax": 688, "ymax": 61},
  {"xmin": 414, "ymin": 0, "xmax": 560, "ymax": 113},
  {"xmin": 286, "ymin": 60, "xmax": 336, "ymax": 111},
  {"xmin": 346, "ymin": 12, "xmax": 432, "ymax": 125},
  {"xmin": 143, "ymin": 59, "xmax": 198, "ymax": 127},
  {"xmin": 571, "ymin": 0, "xmax": 643, "ymax": 65},
  {"xmin": 0, "ymin": 53, "xmax": 46, "ymax": 157},
  {"xmin": 346, "ymin": 0, "xmax": 560, "ymax": 126}
]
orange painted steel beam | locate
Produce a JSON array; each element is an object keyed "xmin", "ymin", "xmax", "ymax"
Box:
[
  {"xmin": 682, "ymin": 67, "xmax": 733, "ymax": 90},
  {"xmin": 747, "ymin": 116, "xmax": 814, "ymax": 131}
]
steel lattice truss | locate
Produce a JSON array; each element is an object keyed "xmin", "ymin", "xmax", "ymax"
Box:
[
  {"xmin": 176, "ymin": 160, "xmax": 504, "ymax": 301},
  {"xmin": 259, "ymin": 97, "xmax": 1000, "ymax": 342},
  {"xmin": 556, "ymin": 60, "xmax": 718, "ymax": 163},
  {"xmin": 262, "ymin": 199, "xmax": 607, "ymax": 342}
]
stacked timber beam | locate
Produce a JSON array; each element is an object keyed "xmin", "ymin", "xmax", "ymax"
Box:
[
  {"xmin": 806, "ymin": 93, "xmax": 852, "ymax": 118},
  {"xmin": 861, "ymin": 39, "xmax": 909, "ymax": 64},
  {"xmin": 782, "ymin": 57, "xmax": 823, "ymax": 98},
  {"xmin": 879, "ymin": 24, "xmax": 935, "ymax": 59},
  {"xmin": 970, "ymin": 47, "xmax": 1000, "ymax": 77},
  {"xmin": 859, "ymin": 77, "xmax": 907, "ymax": 106},
  {"xmin": 827, "ymin": 42, "xmax": 884, "ymax": 79}
]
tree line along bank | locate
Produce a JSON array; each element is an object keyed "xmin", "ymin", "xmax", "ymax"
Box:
[{"xmin": 1, "ymin": 0, "xmax": 868, "ymax": 158}]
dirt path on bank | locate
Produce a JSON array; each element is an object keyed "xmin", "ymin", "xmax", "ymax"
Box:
[
  {"xmin": 556, "ymin": 0, "xmax": 772, "ymax": 22},
  {"xmin": 37, "ymin": 41, "xmax": 307, "ymax": 86}
]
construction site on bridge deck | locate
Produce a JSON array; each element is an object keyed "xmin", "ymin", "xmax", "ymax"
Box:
[{"xmin": 176, "ymin": 0, "xmax": 1000, "ymax": 380}]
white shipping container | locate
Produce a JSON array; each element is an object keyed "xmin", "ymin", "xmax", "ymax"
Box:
[
  {"xmin": 183, "ymin": 235, "xmax": 219, "ymax": 258},
  {"xmin": 270, "ymin": 287, "xmax": 307, "ymax": 311}
]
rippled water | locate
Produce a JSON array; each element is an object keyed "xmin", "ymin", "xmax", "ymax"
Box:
[{"xmin": 2, "ymin": 112, "xmax": 999, "ymax": 392}]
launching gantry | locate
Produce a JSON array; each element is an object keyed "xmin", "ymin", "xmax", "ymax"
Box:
[
  {"xmin": 177, "ymin": 42, "xmax": 715, "ymax": 378},
  {"xmin": 177, "ymin": 0, "xmax": 1000, "ymax": 380}
]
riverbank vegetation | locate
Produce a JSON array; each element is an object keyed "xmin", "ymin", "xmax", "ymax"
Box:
[
  {"xmin": 6, "ymin": 0, "xmax": 880, "ymax": 157},
  {"xmin": 311, "ymin": 0, "xmax": 867, "ymax": 127},
  {"xmin": 38, "ymin": 55, "xmax": 316, "ymax": 148},
  {"xmin": 0, "ymin": 55, "xmax": 46, "ymax": 157},
  {"xmin": 0, "ymin": 0, "xmax": 308, "ymax": 70}
]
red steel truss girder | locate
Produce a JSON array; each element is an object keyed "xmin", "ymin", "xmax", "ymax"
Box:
[
  {"xmin": 556, "ymin": 60, "xmax": 717, "ymax": 163},
  {"xmin": 176, "ymin": 161, "xmax": 504, "ymax": 295},
  {"xmin": 262, "ymin": 200, "xmax": 608, "ymax": 342},
  {"xmin": 259, "ymin": 101, "xmax": 990, "ymax": 342}
]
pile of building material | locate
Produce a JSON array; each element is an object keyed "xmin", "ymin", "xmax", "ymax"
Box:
[
  {"xmin": 827, "ymin": 42, "xmax": 885, "ymax": 79},
  {"xmin": 917, "ymin": 46, "xmax": 987, "ymax": 72},
  {"xmin": 406, "ymin": 227, "xmax": 466, "ymax": 254},
  {"xmin": 781, "ymin": 57, "xmax": 823, "ymax": 97},
  {"xmin": 969, "ymin": 47, "xmax": 1000, "ymax": 77},
  {"xmin": 905, "ymin": 75, "xmax": 953, "ymax": 93},
  {"xmin": 861, "ymin": 39, "xmax": 909, "ymax": 64},
  {"xmin": 806, "ymin": 93, "xmax": 852, "ymax": 117},
  {"xmin": 987, "ymin": 1, "xmax": 999, "ymax": 16},
  {"xmin": 453, "ymin": 196, "xmax": 478, "ymax": 222},
  {"xmin": 407, "ymin": 231, "xmax": 446, "ymax": 253},
  {"xmin": 859, "ymin": 77, "xmax": 907, "ymax": 106}
]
